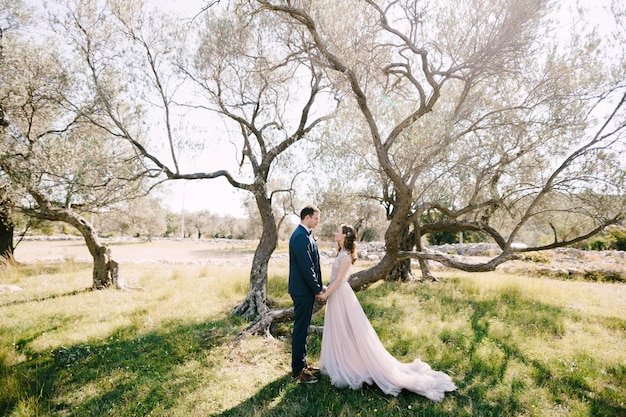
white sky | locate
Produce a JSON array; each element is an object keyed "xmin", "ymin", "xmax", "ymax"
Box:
[
  {"xmin": 151, "ymin": 0, "xmax": 249, "ymax": 217},
  {"xmin": 17, "ymin": 0, "xmax": 621, "ymax": 218},
  {"xmin": 164, "ymin": 178, "xmax": 247, "ymax": 217}
]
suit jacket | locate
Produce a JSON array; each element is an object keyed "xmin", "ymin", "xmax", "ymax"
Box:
[{"xmin": 288, "ymin": 224, "xmax": 322, "ymax": 297}]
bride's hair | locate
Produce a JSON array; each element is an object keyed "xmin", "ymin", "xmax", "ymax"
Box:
[{"xmin": 337, "ymin": 224, "xmax": 358, "ymax": 264}]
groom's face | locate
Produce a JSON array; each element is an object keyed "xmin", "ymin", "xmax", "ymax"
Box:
[{"xmin": 304, "ymin": 212, "xmax": 320, "ymax": 230}]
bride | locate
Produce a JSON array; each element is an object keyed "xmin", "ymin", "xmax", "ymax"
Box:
[{"xmin": 316, "ymin": 224, "xmax": 457, "ymax": 401}]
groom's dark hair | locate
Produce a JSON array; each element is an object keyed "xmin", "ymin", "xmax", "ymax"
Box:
[{"xmin": 300, "ymin": 205, "xmax": 320, "ymax": 220}]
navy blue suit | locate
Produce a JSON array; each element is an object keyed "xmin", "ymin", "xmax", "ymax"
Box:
[{"xmin": 288, "ymin": 224, "xmax": 322, "ymax": 374}]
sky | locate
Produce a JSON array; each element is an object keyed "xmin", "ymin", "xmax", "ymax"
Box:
[
  {"xmin": 163, "ymin": 175, "xmax": 248, "ymax": 218},
  {"xmin": 17, "ymin": 0, "xmax": 621, "ymax": 218},
  {"xmin": 148, "ymin": 0, "xmax": 249, "ymax": 217}
]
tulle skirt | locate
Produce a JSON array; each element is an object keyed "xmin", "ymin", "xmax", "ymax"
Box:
[{"xmin": 319, "ymin": 281, "xmax": 457, "ymax": 401}]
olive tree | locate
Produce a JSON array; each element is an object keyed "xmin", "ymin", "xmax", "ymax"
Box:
[
  {"xmin": 47, "ymin": 0, "xmax": 337, "ymax": 317},
  {"xmin": 0, "ymin": 8, "xmax": 150, "ymax": 287},
  {"xmin": 0, "ymin": 0, "xmax": 27, "ymax": 262},
  {"xmin": 262, "ymin": 0, "xmax": 624, "ymax": 276},
  {"xmin": 239, "ymin": 0, "xmax": 625, "ymax": 334}
]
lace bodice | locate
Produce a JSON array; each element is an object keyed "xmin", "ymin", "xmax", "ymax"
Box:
[{"xmin": 329, "ymin": 250, "xmax": 351, "ymax": 284}]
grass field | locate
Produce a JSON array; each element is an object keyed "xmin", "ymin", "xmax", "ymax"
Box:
[{"xmin": 1, "ymin": 240, "xmax": 625, "ymax": 416}]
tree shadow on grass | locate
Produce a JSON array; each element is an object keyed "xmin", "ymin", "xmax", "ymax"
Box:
[
  {"xmin": 2, "ymin": 314, "xmax": 241, "ymax": 416},
  {"xmin": 218, "ymin": 373, "xmax": 457, "ymax": 417},
  {"xmin": 0, "ymin": 288, "xmax": 90, "ymax": 307},
  {"xmin": 355, "ymin": 282, "xmax": 626, "ymax": 416},
  {"xmin": 452, "ymin": 297, "xmax": 626, "ymax": 417},
  {"xmin": 4, "ymin": 280, "xmax": 625, "ymax": 417}
]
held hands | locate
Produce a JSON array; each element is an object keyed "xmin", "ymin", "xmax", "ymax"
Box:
[{"xmin": 316, "ymin": 286, "xmax": 328, "ymax": 302}]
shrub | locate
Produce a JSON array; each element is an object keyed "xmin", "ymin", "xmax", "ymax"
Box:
[
  {"xmin": 360, "ymin": 227, "xmax": 379, "ymax": 242},
  {"xmin": 610, "ymin": 228, "xmax": 626, "ymax": 251},
  {"xmin": 522, "ymin": 252, "xmax": 551, "ymax": 263},
  {"xmin": 587, "ymin": 239, "xmax": 609, "ymax": 251},
  {"xmin": 585, "ymin": 227, "xmax": 626, "ymax": 251}
]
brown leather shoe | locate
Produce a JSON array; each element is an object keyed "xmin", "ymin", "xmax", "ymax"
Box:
[
  {"xmin": 304, "ymin": 363, "xmax": 320, "ymax": 373},
  {"xmin": 291, "ymin": 370, "xmax": 318, "ymax": 383}
]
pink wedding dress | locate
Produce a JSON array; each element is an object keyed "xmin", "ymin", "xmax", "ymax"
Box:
[{"xmin": 319, "ymin": 250, "xmax": 457, "ymax": 401}]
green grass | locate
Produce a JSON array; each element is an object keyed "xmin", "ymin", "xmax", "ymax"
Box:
[{"xmin": 1, "ymin": 258, "xmax": 625, "ymax": 416}]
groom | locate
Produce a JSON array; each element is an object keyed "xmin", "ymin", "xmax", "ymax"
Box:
[{"xmin": 289, "ymin": 205, "xmax": 325, "ymax": 383}]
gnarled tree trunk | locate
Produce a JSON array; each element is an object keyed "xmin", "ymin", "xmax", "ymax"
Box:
[
  {"xmin": 0, "ymin": 186, "xmax": 13, "ymax": 262},
  {"xmin": 385, "ymin": 224, "xmax": 416, "ymax": 282},
  {"xmin": 23, "ymin": 195, "xmax": 111, "ymax": 289},
  {"xmin": 232, "ymin": 192, "xmax": 278, "ymax": 319},
  {"xmin": 387, "ymin": 219, "xmax": 436, "ymax": 282},
  {"xmin": 63, "ymin": 212, "xmax": 110, "ymax": 289},
  {"xmin": 0, "ymin": 218, "xmax": 13, "ymax": 262}
]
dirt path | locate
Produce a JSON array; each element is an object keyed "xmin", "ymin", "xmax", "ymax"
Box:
[
  {"xmin": 11, "ymin": 237, "xmax": 626, "ymax": 281},
  {"xmin": 13, "ymin": 237, "xmax": 260, "ymax": 265}
]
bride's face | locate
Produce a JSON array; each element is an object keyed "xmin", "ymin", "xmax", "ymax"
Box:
[{"xmin": 333, "ymin": 226, "xmax": 345, "ymax": 244}]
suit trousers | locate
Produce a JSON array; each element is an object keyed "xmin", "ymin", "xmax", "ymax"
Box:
[{"xmin": 291, "ymin": 294, "xmax": 315, "ymax": 375}]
